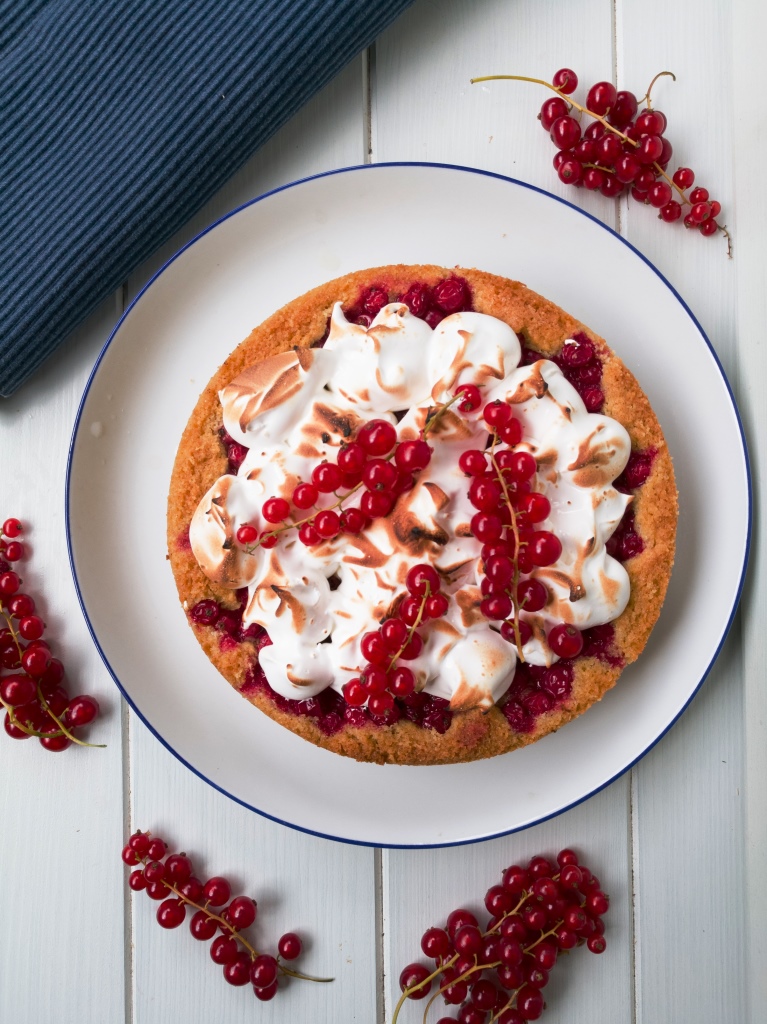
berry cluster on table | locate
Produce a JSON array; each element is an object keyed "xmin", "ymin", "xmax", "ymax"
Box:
[
  {"xmin": 122, "ymin": 831, "xmax": 332, "ymax": 1001},
  {"xmin": 472, "ymin": 67, "xmax": 730, "ymax": 254},
  {"xmin": 0, "ymin": 518, "xmax": 101, "ymax": 751},
  {"xmin": 394, "ymin": 848, "xmax": 609, "ymax": 1023}
]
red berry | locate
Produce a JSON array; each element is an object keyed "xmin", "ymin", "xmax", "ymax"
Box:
[
  {"xmin": 540, "ymin": 96, "xmax": 569, "ymax": 130},
  {"xmin": 471, "ymin": 513, "xmax": 503, "ymax": 543},
  {"xmin": 157, "ymin": 898, "xmax": 186, "ymax": 929},
  {"xmin": 223, "ymin": 951, "xmax": 252, "ymax": 986},
  {"xmin": 690, "ymin": 201, "xmax": 711, "ymax": 223},
  {"xmin": 454, "ymin": 924, "xmax": 483, "ymax": 956},
  {"xmin": 357, "ymin": 419, "xmax": 397, "ymax": 456},
  {"xmin": 361, "ymin": 489, "xmax": 394, "ymax": 518},
  {"xmin": 421, "ymin": 926, "xmax": 451, "ymax": 959},
  {"xmin": 517, "ymin": 984, "xmax": 544, "ymax": 1019},
  {"xmin": 699, "ymin": 218, "xmax": 719, "ymax": 237},
  {"xmin": 558, "ymin": 159, "xmax": 583, "ymax": 185},
  {"xmin": 480, "ymin": 594, "xmax": 512, "ymax": 621},
  {"xmin": 517, "ymin": 578, "xmax": 547, "ymax": 612},
  {"xmin": 262, "ymin": 497, "xmax": 290, "ymax": 523},
  {"xmin": 164, "ymin": 854, "xmax": 193, "ymax": 884},
  {"xmin": 250, "ymin": 954, "xmax": 278, "ymax": 987},
  {"xmin": 587, "ymin": 935, "xmax": 607, "ymax": 954},
  {"xmin": 648, "ymin": 181, "xmax": 672, "ymax": 208},
  {"xmin": 485, "ymin": 554, "xmax": 513, "ymax": 586},
  {"xmin": 342, "ymin": 678, "xmax": 367, "ymax": 706},
  {"xmin": 586, "ymin": 81, "xmax": 617, "ymax": 116},
  {"xmin": 2, "ymin": 518, "xmax": 22, "ymax": 538},
  {"xmin": 146, "ymin": 838, "xmax": 167, "ymax": 860},
  {"xmin": 21, "ymin": 645, "xmax": 51, "ymax": 678},
  {"xmin": 447, "ymin": 909, "xmax": 478, "ymax": 937},
  {"xmin": 399, "ymin": 962, "xmax": 432, "ymax": 999},
  {"xmin": 498, "ymin": 417, "xmax": 523, "ymax": 446},
  {"xmin": 406, "ymin": 563, "xmax": 440, "ymax": 598},
  {"xmin": 65, "ymin": 694, "xmax": 99, "ymax": 727},
  {"xmin": 549, "ymin": 115, "xmax": 581, "ymax": 150},
  {"xmin": 203, "ymin": 876, "xmax": 231, "ymax": 907},
  {"xmin": 381, "ymin": 617, "xmax": 409, "ymax": 651},
  {"xmin": 660, "ymin": 201, "xmax": 682, "ymax": 223},
  {"xmin": 236, "ymin": 524, "xmax": 258, "ymax": 545},
  {"xmin": 529, "ymin": 531, "xmax": 562, "ymax": 567},
  {"xmin": 469, "ymin": 477, "xmax": 502, "ymax": 511},
  {"xmin": 292, "ymin": 482, "xmax": 318, "ymax": 509},
  {"xmin": 673, "ymin": 167, "xmax": 694, "ymax": 189},
  {"xmin": 18, "ymin": 615, "xmax": 45, "ymax": 641},
  {"xmin": 582, "ymin": 167, "xmax": 605, "ymax": 191},
  {"xmin": 259, "ymin": 531, "xmax": 278, "ymax": 549},
  {"xmin": 424, "ymin": 593, "xmax": 449, "ymax": 619},
  {"xmin": 690, "ymin": 186, "xmax": 710, "ymax": 204},
  {"xmin": 210, "ymin": 935, "xmax": 238, "ymax": 965},
  {"xmin": 340, "ymin": 507, "xmax": 366, "ymax": 534},
  {"xmin": 298, "ymin": 522, "xmax": 320, "ymax": 546},
  {"xmin": 360, "ymin": 630, "xmax": 388, "ymax": 665},
  {"xmin": 129, "ymin": 869, "xmax": 147, "ymax": 892},
  {"xmin": 390, "ymin": 666, "xmax": 416, "ymax": 697},
  {"xmin": 552, "ymin": 68, "xmax": 578, "ymax": 94},
  {"xmin": 311, "ymin": 463, "xmax": 342, "ymax": 493},
  {"xmin": 4, "ymin": 541, "xmax": 24, "ymax": 561},
  {"xmin": 548, "ymin": 623, "xmax": 583, "ymax": 658},
  {"xmin": 395, "ymin": 439, "xmax": 431, "ymax": 472},
  {"xmin": 278, "ymin": 931, "xmax": 302, "ymax": 960},
  {"xmin": 360, "ymin": 666, "xmax": 388, "ymax": 696},
  {"xmin": 0, "ymin": 571, "xmax": 21, "ymax": 596},
  {"xmin": 600, "ymin": 173, "xmax": 624, "ymax": 198},
  {"xmin": 637, "ymin": 135, "xmax": 663, "ymax": 165},
  {"xmin": 709, "ymin": 200, "xmax": 722, "ymax": 218},
  {"xmin": 399, "ymin": 632, "xmax": 423, "ymax": 660},
  {"xmin": 434, "ymin": 277, "xmax": 469, "ymax": 314},
  {"xmin": 609, "ymin": 90, "xmax": 638, "ymax": 127},
  {"xmin": 0, "ymin": 673, "xmax": 37, "ymax": 706},
  {"xmin": 455, "ymin": 383, "xmax": 482, "ymax": 411},
  {"xmin": 368, "ymin": 692, "xmax": 395, "ymax": 717},
  {"xmin": 179, "ymin": 876, "xmax": 204, "ymax": 902},
  {"xmin": 596, "ymin": 134, "xmax": 622, "ymax": 166},
  {"xmin": 228, "ymin": 895, "xmax": 257, "ymax": 929},
  {"xmin": 253, "ymin": 979, "xmax": 278, "ymax": 1000},
  {"xmin": 517, "ymin": 492, "xmax": 550, "ymax": 523},
  {"xmin": 314, "ymin": 510, "xmax": 341, "ymax": 539},
  {"xmin": 398, "ymin": 594, "xmax": 423, "ymax": 627}
]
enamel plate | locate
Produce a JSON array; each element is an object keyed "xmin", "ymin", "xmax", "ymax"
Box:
[{"xmin": 67, "ymin": 163, "xmax": 750, "ymax": 848}]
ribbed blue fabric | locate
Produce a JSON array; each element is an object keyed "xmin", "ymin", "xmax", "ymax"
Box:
[{"xmin": 0, "ymin": 0, "xmax": 413, "ymax": 395}]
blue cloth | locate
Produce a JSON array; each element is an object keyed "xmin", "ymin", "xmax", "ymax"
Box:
[{"xmin": 0, "ymin": 0, "xmax": 413, "ymax": 395}]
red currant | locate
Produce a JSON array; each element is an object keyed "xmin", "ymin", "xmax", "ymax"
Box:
[
  {"xmin": 549, "ymin": 115, "xmax": 581, "ymax": 150},
  {"xmin": 406, "ymin": 564, "xmax": 440, "ymax": 598},
  {"xmin": 2, "ymin": 518, "xmax": 22, "ymax": 538},
  {"xmin": 314, "ymin": 510, "xmax": 341, "ymax": 539},
  {"xmin": 250, "ymin": 954, "xmax": 278, "ymax": 987},
  {"xmin": 203, "ymin": 876, "xmax": 231, "ymax": 907},
  {"xmin": 311, "ymin": 463, "xmax": 342, "ymax": 493},
  {"xmin": 552, "ymin": 68, "xmax": 577, "ymax": 94},
  {"xmin": 236, "ymin": 524, "xmax": 258, "ymax": 545},
  {"xmin": 455, "ymin": 383, "xmax": 481, "ymax": 411},
  {"xmin": 262, "ymin": 497, "xmax": 290, "ymax": 523},
  {"xmin": 340, "ymin": 507, "xmax": 366, "ymax": 534},
  {"xmin": 548, "ymin": 623, "xmax": 583, "ymax": 658},
  {"xmin": 357, "ymin": 419, "xmax": 397, "ymax": 456},
  {"xmin": 292, "ymin": 482, "xmax": 318, "ymax": 509},
  {"xmin": 395, "ymin": 439, "xmax": 431, "ymax": 472},
  {"xmin": 278, "ymin": 931, "xmax": 302, "ymax": 960},
  {"xmin": 586, "ymin": 81, "xmax": 617, "ymax": 115},
  {"xmin": 540, "ymin": 96, "xmax": 569, "ymax": 130}
]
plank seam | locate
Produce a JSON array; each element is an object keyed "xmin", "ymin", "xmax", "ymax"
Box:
[
  {"xmin": 363, "ymin": 43, "xmax": 376, "ymax": 164},
  {"xmin": 375, "ymin": 846, "xmax": 385, "ymax": 1023},
  {"xmin": 630, "ymin": 768, "xmax": 640, "ymax": 1024}
]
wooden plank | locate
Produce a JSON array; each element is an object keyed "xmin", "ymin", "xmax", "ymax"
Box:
[
  {"xmin": 731, "ymin": 2, "xmax": 767, "ymax": 1017},
  {"xmin": 0, "ymin": 293, "xmax": 128, "ymax": 1024},
  {"xmin": 122, "ymin": 59, "xmax": 380, "ymax": 1023},
  {"xmin": 374, "ymin": 2, "xmax": 632, "ymax": 1021},
  {"xmin": 616, "ymin": 1, "xmax": 747, "ymax": 1020}
]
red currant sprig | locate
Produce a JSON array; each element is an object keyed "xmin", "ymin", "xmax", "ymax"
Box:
[
  {"xmin": 342, "ymin": 564, "xmax": 449, "ymax": 720},
  {"xmin": 392, "ymin": 848, "xmax": 609, "ymax": 1023},
  {"xmin": 462, "ymin": 404, "xmax": 581, "ymax": 662},
  {"xmin": 233, "ymin": 389, "xmax": 472, "ymax": 554},
  {"xmin": 471, "ymin": 68, "xmax": 731, "ymax": 255},
  {"xmin": 121, "ymin": 831, "xmax": 333, "ymax": 1001},
  {"xmin": 0, "ymin": 518, "xmax": 103, "ymax": 751}
]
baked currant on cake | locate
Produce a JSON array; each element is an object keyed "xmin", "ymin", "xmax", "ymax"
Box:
[{"xmin": 167, "ymin": 265, "xmax": 677, "ymax": 765}]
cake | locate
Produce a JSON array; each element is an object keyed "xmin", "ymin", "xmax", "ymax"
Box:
[{"xmin": 167, "ymin": 265, "xmax": 677, "ymax": 765}]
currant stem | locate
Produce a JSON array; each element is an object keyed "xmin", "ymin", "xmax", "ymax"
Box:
[
  {"xmin": 488, "ymin": 446, "xmax": 525, "ymax": 661},
  {"xmin": 642, "ymin": 69, "xmax": 676, "ymax": 109},
  {"xmin": 470, "ymin": 74, "xmax": 639, "ymax": 150},
  {"xmin": 37, "ymin": 682, "xmax": 105, "ymax": 748},
  {"xmin": 390, "ymin": 954, "xmax": 459, "ymax": 1023}
]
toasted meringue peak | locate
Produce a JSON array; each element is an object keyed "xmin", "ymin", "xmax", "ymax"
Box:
[{"xmin": 190, "ymin": 304, "xmax": 632, "ymax": 707}]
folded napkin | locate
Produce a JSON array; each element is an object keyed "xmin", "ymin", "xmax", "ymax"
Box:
[{"xmin": 0, "ymin": 0, "xmax": 414, "ymax": 396}]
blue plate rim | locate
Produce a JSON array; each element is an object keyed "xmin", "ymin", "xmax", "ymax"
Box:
[{"xmin": 65, "ymin": 160, "xmax": 752, "ymax": 849}]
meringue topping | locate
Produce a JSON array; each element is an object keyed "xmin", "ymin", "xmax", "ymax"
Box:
[{"xmin": 190, "ymin": 303, "xmax": 632, "ymax": 710}]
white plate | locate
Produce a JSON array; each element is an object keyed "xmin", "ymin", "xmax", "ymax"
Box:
[{"xmin": 67, "ymin": 163, "xmax": 750, "ymax": 848}]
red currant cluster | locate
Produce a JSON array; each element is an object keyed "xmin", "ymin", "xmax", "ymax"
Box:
[
  {"xmin": 459, "ymin": 396, "xmax": 582, "ymax": 661},
  {"xmin": 394, "ymin": 849, "xmax": 609, "ymax": 1023},
  {"xmin": 122, "ymin": 830, "xmax": 331, "ymax": 1001},
  {"xmin": 341, "ymin": 564, "xmax": 449, "ymax": 719},
  {"xmin": 235, "ymin": 412, "xmax": 440, "ymax": 552},
  {"xmin": 0, "ymin": 518, "xmax": 101, "ymax": 752},
  {"xmin": 472, "ymin": 68, "xmax": 730, "ymax": 252},
  {"xmin": 344, "ymin": 277, "xmax": 471, "ymax": 330}
]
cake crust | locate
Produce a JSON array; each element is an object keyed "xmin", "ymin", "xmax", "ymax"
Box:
[{"xmin": 167, "ymin": 265, "xmax": 678, "ymax": 765}]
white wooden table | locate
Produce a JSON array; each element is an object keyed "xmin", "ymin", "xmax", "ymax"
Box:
[{"xmin": 2, "ymin": 1, "xmax": 764, "ymax": 1021}]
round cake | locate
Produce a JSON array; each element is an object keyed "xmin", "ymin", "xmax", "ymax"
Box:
[{"xmin": 167, "ymin": 265, "xmax": 677, "ymax": 765}]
